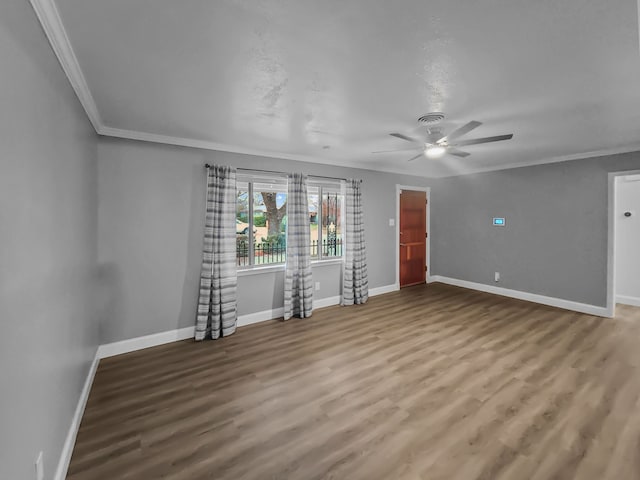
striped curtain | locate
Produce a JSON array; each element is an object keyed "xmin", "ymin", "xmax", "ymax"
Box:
[
  {"xmin": 284, "ymin": 173, "xmax": 313, "ymax": 320},
  {"xmin": 195, "ymin": 165, "xmax": 238, "ymax": 340},
  {"xmin": 342, "ymin": 179, "xmax": 369, "ymax": 305}
]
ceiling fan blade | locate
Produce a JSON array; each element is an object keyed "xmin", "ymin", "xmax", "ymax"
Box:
[
  {"xmin": 407, "ymin": 153, "xmax": 424, "ymax": 162},
  {"xmin": 372, "ymin": 147, "xmax": 421, "ymax": 154},
  {"xmin": 438, "ymin": 121, "xmax": 482, "ymax": 143},
  {"xmin": 446, "ymin": 147, "xmax": 471, "ymax": 158},
  {"xmin": 390, "ymin": 133, "xmax": 421, "ymax": 143},
  {"xmin": 452, "ymin": 134, "xmax": 514, "ymax": 147}
]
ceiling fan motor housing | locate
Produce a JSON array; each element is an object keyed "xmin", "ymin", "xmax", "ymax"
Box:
[{"xmin": 426, "ymin": 128, "xmax": 445, "ymax": 144}]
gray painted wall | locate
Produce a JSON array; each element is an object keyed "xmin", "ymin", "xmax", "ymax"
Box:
[
  {"xmin": 3, "ymin": 3, "xmax": 639, "ymax": 479},
  {"xmin": 431, "ymin": 152, "xmax": 640, "ymax": 307},
  {"xmin": 0, "ymin": 2, "xmax": 99, "ymax": 479},
  {"xmin": 97, "ymin": 137, "xmax": 431, "ymax": 343}
]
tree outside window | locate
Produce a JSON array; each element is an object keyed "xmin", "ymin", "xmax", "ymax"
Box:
[
  {"xmin": 236, "ymin": 179, "xmax": 288, "ymax": 266},
  {"xmin": 236, "ymin": 177, "xmax": 343, "ymax": 267}
]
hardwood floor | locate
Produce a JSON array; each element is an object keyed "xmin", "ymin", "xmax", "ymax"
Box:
[{"xmin": 68, "ymin": 283, "xmax": 640, "ymax": 480}]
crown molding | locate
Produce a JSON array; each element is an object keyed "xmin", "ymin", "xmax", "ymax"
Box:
[
  {"xmin": 26, "ymin": 0, "xmax": 400, "ymax": 175},
  {"xmin": 97, "ymin": 126, "xmax": 408, "ymax": 175},
  {"xmin": 30, "ymin": 0, "xmax": 102, "ymax": 131},
  {"xmin": 98, "ymin": 126, "xmax": 337, "ymax": 164},
  {"xmin": 98, "ymin": 127, "xmax": 640, "ymax": 179},
  {"xmin": 433, "ymin": 143, "xmax": 640, "ymax": 178},
  {"xmin": 30, "ymin": 0, "xmax": 640, "ymax": 180}
]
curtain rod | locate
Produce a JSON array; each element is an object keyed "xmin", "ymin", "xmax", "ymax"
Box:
[{"xmin": 204, "ymin": 164, "xmax": 361, "ymax": 182}]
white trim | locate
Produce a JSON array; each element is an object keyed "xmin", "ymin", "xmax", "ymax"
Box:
[
  {"xmin": 29, "ymin": 0, "xmax": 640, "ymax": 180},
  {"xmin": 98, "ymin": 126, "xmax": 371, "ymax": 172},
  {"xmin": 621, "ymin": 174, "xmax": 640, "ymax": 182},
  {"xmin": 369, "ymin": 283, "xmax": 400, "ymax": 296},
  {"xmin": 311, "ymin": 258, "xmax": 344, "ymax": 267},
  {"xmin": 237, "ymin": 307, "xmax": 285, "ymax": 327},
  {"xmin": 617, "ymin": 295, "xmax": 640, "ymax": 307},
  {"xmin": 96, "ymin": 283, "xmax": 398, "ymax": 359},
  {"xmin": 236, "ymin": 284, "xmax": 398, "ymax": 326},
  {"xmin": 238, "ymin": 259, "xmax": 344, "ymax": 277},
  {"xmin": 395, "ymin": 185, "xmax": 431, "ymax": 289},
  {"xmin": 29, "ymin": 0, "xmax": 102, "ymax": 132},
  {"xmin": 97, "ymin": 326, "xmax": 195, "ymax": 359},
  {"xmin": 607, "ymin": 169, "xmax": 640, "ymax": 319},
  {"xmin": 435, "ymin": 143, "xmax": 640, "ymax": 178},
  {"xmin": 430, "ymin": 275, "xmax": 610, "ymax": 317},
  {"xmin": 82, "ymin": 131, "xmax": 640, "ymax": 180},
  {"xmin": 52, "ymin": 282, "xmax": 397, "ymax": 476},
  {"xmin": 25, "ymin": 0, "xmax": 388, "ymax": 174},
  {"xmin": 95, "ymin": 310, "xmax": 288, "ymax": 359},
  {"xmin": 54, "ymin": 349, "xmax": 100, "ymax": 480},
  {"xmin": 314, "ymin": 295, "xmax": 342, "ymax": 309},
  {"xmin": 238, "ymin": 265, "xmax": 285, "ymax": 276}
]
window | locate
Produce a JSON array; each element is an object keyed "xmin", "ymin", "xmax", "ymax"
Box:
[
  {"xmin": 308, "ymin": 182, "xmax": 343, "ymax": 260},
  {"xmin": 236, "ymin": 176, "xmax": 288, "ymax": 267},
  {"xmin": 236, "ymin": 175, "xmax": 343, "ymax": 268}
]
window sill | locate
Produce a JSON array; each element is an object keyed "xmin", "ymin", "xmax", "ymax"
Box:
[
  {"xmin": 311, "ymin": 258, "xmax": 344, "ymax": 267},
  {"xmin": 237, "ymin": 258, "xmax": 344, "ymax": 276},
  {"xmin": 237, "ymin": 265, "xmax": 285, "ymax": 276}
]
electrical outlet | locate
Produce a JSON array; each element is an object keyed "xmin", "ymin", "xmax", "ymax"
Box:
[
  {"xmin": 389, "ymin": 218, "xmax": 395, "ymax": 227},
  {"xmin": 35, "ymin": 452, "xmax": 43, "ymax": 480},
  {"xmin": 315, "ymin": 282, "xmax": 321, "ymax": 291},
  {"xmin": 495, "ymin": 272, "xmax": 500, "ymax": 282}
]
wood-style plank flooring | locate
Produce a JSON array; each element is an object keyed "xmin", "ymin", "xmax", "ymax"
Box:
[{"xmin": 68, "ymin": 283, "xmax": 640, "ymax": 480}]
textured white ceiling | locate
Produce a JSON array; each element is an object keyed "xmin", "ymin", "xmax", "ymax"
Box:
[{"xmin": 54, "ymin": 0, "xmax": 640, "ymax": 177}]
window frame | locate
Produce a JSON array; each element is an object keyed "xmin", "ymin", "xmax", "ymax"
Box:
[
  {"xmin": 236, "ymin": 175, "xmax": 344, "ymax": 275},
  {"xmin": 236, "ymin": 173, "xmax": 288, "ymax": 272},
  {"xmin": 308, "ymin": 179, "xmax": 344, "ymax": 263}
]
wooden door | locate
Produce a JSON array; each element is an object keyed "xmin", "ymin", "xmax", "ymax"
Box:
[{"xmin": 399, "ymin": 190, "xmax": 427, "ymax": 287}]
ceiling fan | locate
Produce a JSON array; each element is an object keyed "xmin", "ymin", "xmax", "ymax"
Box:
[{"xmin": 374, "ymin": 120, "xmax": 513, "ymax": 161}]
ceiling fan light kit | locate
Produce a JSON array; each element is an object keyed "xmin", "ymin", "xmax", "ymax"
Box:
[
  {"xmin": 375, "ymin": 115, "xmax": 514, "ymax": 161},
  {"xmin": 425, "ymin": 146, "xmax": 446, "ymax": 158}
]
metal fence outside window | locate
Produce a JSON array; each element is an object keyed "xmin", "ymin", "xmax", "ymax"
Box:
[{"xmin": 237, "ymin": 238, "xmax": 343, "ymax": 266}]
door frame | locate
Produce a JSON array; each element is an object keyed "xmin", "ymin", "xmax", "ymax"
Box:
[
  {"xmin": 607, "ymin": 169, "xmax": 640, "ymax": 318},
  {"xmin": 395, "ymin": 185, "xmax": 431, "ymax": 289}
]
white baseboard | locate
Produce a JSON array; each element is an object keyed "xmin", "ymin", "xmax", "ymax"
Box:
[
  {"xmin": 52, "ymin": 281, "xmax": 403, "ymax": 478},
  {"xmin": 97, "ymin": 284, "xmax": 398, "ymax": 359},
  {"xmin": 54, "ymin": 349, "xmax": 100, "ymax": 480},
  {"xmin": 369, "ymin": 283, "xmax": 400, "ymax": 296},
  {"xmin": 616, "ymin": 295, "xmax": 640, "ymax": 307},
  {"xmin": 430, "ymin": 275, "xmax": 610, "ymax": 317},
  {"xmin": 237, "ymin": 307, "xmax": 285, "ymax": 327},
  {"xmin": 314, "ymin": 295, "xmax": 342, "ymax": 309},
  {"xmin": 95, "ymin": 302, "xmax": 333, "ymax": 359},
  {"xmin": 97, "ymin": 326, "xmax": 195, "ymax": 359},
  {"xmin": 98, "ymin": 307, "xmax": 293, "ymax": 358},
  {"xmin": 236, "ymin": 285, "xmax": 397, "ymax": 326}
]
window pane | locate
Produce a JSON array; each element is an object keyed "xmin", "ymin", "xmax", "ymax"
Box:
[
  {"xmin": 253, "ymin": 183, "xmax": 287, "ymax": 265},
  {"xmin": 236, "ymin": 184, "xmax": 250, "ymax": 266},
  {"xmin": 322, "ymin": 191, "xmax": 343, "ymax": 257},
  {"xmin": 308, "ymin": 186, "xmax": 319, "ymax": 259}
]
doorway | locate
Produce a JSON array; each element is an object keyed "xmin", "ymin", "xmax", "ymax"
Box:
[
  {"xmin": 397, "ymin": 187, "xmax": 429, "ymax": 288},
  {"xmin": 607, "ymin": 169, "xmax": 640, "ymax": 317},
  {"xmin": 614, "ymin": 175, "xmax": 640, "ymax": 307}
]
